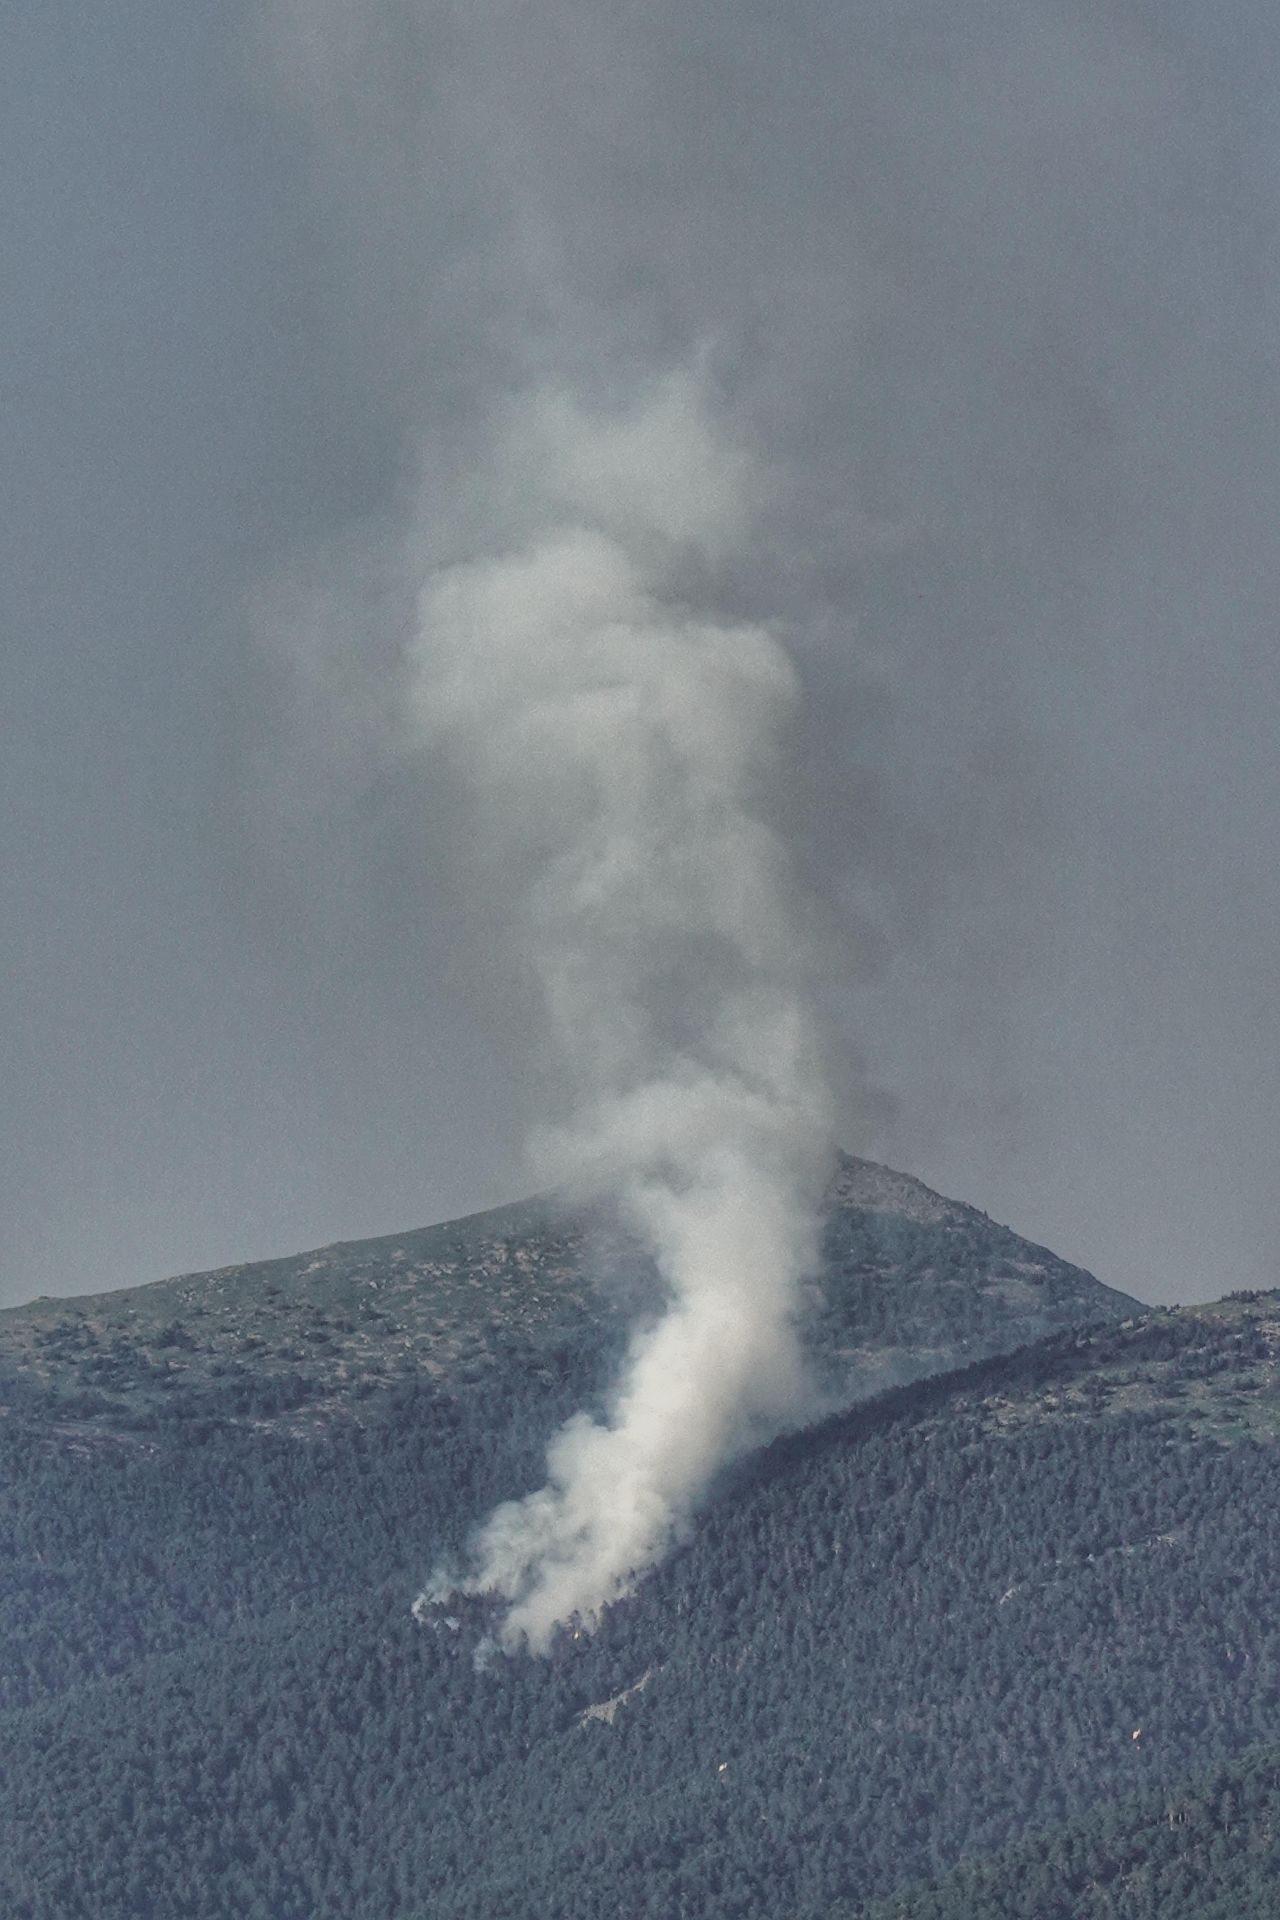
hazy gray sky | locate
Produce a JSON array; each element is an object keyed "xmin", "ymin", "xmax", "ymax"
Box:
[{"xmin": 5, "ymin": 0, "xmax": 1279, "ymax": 1308}]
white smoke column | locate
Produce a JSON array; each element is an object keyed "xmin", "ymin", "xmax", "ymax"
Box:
[{"xmin": 412, "ymin": 371, "xmax": 833, "ymax": 1651}]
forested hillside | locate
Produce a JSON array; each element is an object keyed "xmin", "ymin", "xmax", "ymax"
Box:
[
  {"xmin": 2, "ymin": 1167, "xmax": 1279, "ymax": 1918},
  {"xmin": 867, "ymin": 1739, "xmax": 1280, "ymax": 1919}
]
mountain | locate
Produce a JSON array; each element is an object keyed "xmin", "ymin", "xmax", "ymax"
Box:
[
  {"xmin": 21, "ymin": 1163, "xmax": 1280, "ymax": 1918},
  {"xmin": 0, "ymin": 1150, "xmax": 1135, "ymax": 1437}
]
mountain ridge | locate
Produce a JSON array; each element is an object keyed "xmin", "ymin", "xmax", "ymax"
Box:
[{"xmin": 0, "ymin": 1151, "xmax": 1138, "ymax": 1440}]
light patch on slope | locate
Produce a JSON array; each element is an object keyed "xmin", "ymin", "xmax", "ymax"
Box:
[{"xmin": 578, "ymin": 1668, "xmax": 656, "ymax": 1729}]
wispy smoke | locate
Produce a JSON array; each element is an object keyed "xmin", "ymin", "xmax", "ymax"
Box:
[{"xmin": 410, "ymin": 374, "xmax": 833, "ymax": 1648}]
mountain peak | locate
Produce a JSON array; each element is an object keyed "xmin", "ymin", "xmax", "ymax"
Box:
[
  {"xmin": 827, "ymin": 1150, "xmax": 977, "ymax": 1225},
  {"xmin": 0, "ymin": 1155, "xmax": 1138, "ymax": 1439}
]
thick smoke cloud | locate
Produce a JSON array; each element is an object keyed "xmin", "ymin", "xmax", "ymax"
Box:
[
  {"xmin": 243, "ymin": 2, "xmax": 1280, "ymax": 1639},
  {"xmin": 6, "ymin": 0, "xmax": 1279, "ymax": 1316},
  {"xmin": 247, "ymin": 0, "xmax": 1280, "ymax": 1312},
  {"xmin": 403, "ymin": 377, "xmax": 831, "ymax": 1644}
]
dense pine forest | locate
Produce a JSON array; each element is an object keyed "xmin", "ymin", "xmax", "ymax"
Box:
[
  {"xmin": 867, "ymin": 1741, "xmax": 1280, "ymax": 1919},
  {"xmin": 3, "ymin": 1164, "xmax": 1277, "ymax": 1916}
]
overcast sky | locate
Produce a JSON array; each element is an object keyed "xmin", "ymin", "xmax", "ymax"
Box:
[{"xmin": 4, "ymin": 0, "xmax": 1279, "ymax": 1308}]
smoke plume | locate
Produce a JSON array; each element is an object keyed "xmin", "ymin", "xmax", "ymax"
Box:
[{"xmin": 410, "ymin": 374, "xmax": 833, "ymax": 1649}]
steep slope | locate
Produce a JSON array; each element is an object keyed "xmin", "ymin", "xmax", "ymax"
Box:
[
  {"xmin": 0, "ymin": 1151, "xmax": 1135, "ymax": 1436},
  {"xmin": 3, "ymin": 1279, "xmax": 1279, "ymax": 1918}
]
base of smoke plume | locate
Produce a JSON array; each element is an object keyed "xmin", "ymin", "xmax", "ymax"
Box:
[
  {"xmin": 412, "ymin": 1377, "xmax": 838, "ymax": 1658},
  {"xmin": 412, "ymin": 1582, "xmax": 606, "ymax": 1664},
  {"xmin": 413, "ymin": 1572, "xmax": 670, "ymax": 1663},
  {"xmin": 404, "ymin": 377, "xmax": 834, "ymax": 1653}
]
